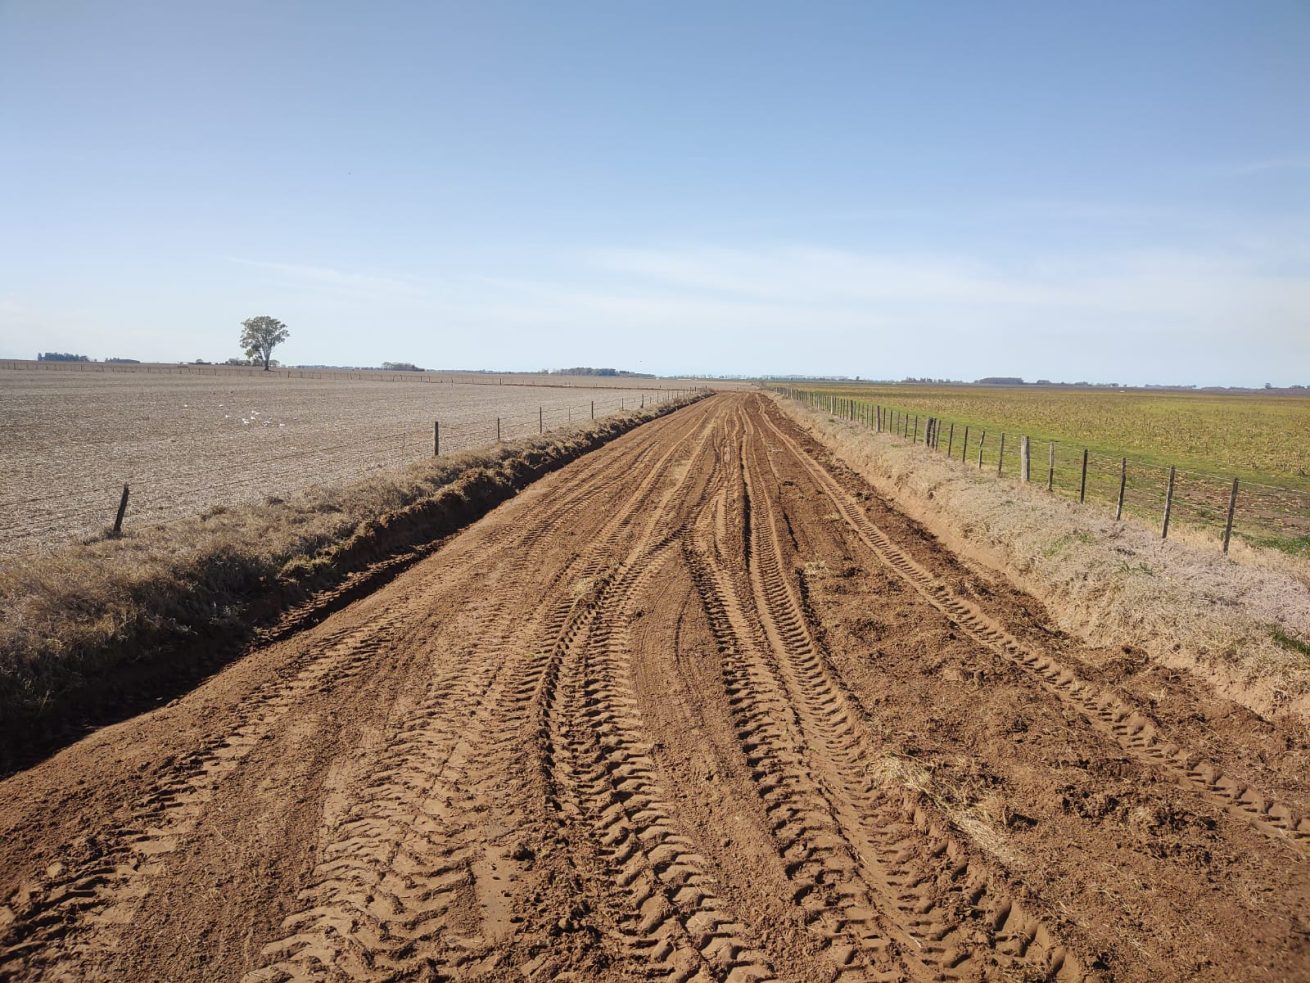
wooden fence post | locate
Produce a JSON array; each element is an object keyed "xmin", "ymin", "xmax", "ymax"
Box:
[
  {"xmin": 1162, "ymin": 466, "xmax": 1176, "ymax": 539},
  {"xmin": 1116, "ymin": 458, "xmax": 1127, "ymax": 519},
  {"xmin": 1021, "ymin": 435, "xmax": 1030, "ymax": 482},
  {"xmin": 947, "ymin": 423, "xmax": 954, "ymax": 457},
  {"xmin": 913, "ymin": 415, "xmax": 919, "ymax": 442},
  {"xmin": 1222, "ymin": 478, "xmax": 1239, "ymax": 554},
  {"xmin": 1079, "ymin": 449, "xmax": 1089, "ymax": 503},
  {"xmin": 997, "ymin": 433, "xmax": 1006, "ymax": 476},
  {"xmin": 977, "ymin": 431, "xmax": 986, "ymax": 469},
  {"xmin": 112, "ymin": 484, "xmax": 129, "ymax": 535},
  {"xmin": 961, "ymin": 425, "xmax": 969, "ymax": 462},
  {"xmin": 1047, "ymin": 441, "xmax": 1055, "ymax": 491},
  {"xmin": 434, "ymin": 420, "xmax": 440, "ymax": 456},
  {"xmin": 497, "ymin": 418, "xmax": 501, "ymax": 442},
  {"xmin": 591, "ymin": 400, "xmax": 594, "ymax": 420}
]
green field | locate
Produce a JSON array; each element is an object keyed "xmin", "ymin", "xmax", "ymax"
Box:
[{"xmin": 772, "ymin": 383, "xmax": 1310, "ymax": 554}]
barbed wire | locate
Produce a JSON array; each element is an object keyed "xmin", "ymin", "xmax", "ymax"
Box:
[{"xmin": 771, "ymin": 386, "xmax": 1310, "ymax": 549}]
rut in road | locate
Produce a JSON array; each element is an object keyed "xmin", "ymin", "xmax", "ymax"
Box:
[
  {"xmin": 755, "ymin": 408, "xmax": 1310, "ymax": 851},
  {"xmin": 3, "ymin": 392, "xmax": 1309, "ymax": 983}
]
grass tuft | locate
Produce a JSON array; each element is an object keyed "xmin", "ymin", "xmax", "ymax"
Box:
[{"xmin": 1271, "ymin": 628, "xmax": 1310, "ymax": 660}]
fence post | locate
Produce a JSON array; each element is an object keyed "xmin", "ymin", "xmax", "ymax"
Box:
[
  {"xmin": 913, "ymin": 415, "xmax": 918, "ymax": 442},
  {"xmin": 947, "ymin": 423, "xmax": 954, "ymax": 457},
  {"xmin": 1115, "ymin": 458, "xmax": 1127, "ymax": 519},
  {"xmin": 434, "ymin": 420, "xmax": 440, "ymax": 456},
  {"xmin": 1162, "ymin": 466, "xmax": 1176, "ymax": 539},
  {"xmin": 977, "ymin": 431, "xmax": 986, "ymax": 469},
  {"xmin": 1079, "ymin": 449, "xmax": 1089, "ymax": 503},
  {"xmin": 1021, "ymin": 435, "xmax": 1030, "ymax": 482},
  {"xmin": 997, "ymin": 433, "xmax": 1006, "ymax": 476},
  {"xmin": 112, "ymin": 484, "xmax": 129, "ymax": 535},
  {"xmin": 539, "ymin": 406, "xmax": 543, "ymax": 433},
  {"xmin": 1222, "ymin": 478, "xmax": 1239, "ymax": 554},
  {"xmin": 961, "ymin": 425, "xmax": 969, "ymax": 462},
  {"xmin": 1047, "ymin": 441, "xmax": 1055, "ymax": 491},
  {"xmin": 497, "ymin": 417, "xmax": 501, "ymax": 442},
  {"xmin": 591, "ymin": 400, "xmax": 595, "ymax": 420}
]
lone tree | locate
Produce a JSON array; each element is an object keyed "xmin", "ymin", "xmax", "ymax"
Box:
[{"xmin": 240, "ymin": 315, "xmax": 290, "ymax": 370}]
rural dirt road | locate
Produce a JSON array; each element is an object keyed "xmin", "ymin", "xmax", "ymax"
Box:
[{"xmin": 3, "ymin": 393, "xmax": 1308, "ymax": 981}]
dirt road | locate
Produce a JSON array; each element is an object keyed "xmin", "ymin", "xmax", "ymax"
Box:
[{"xmin": 3, "ymin": 393, "xmax": 1308, "ymax": 981}]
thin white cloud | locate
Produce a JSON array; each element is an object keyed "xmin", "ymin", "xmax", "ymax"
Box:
[
  {"xmin": 1228, "ymin": 156, "xmax": 1310, "ymax": 174},
  {"xmin": 11, "ymin": 241, "xmax": 1305, "ymax": 384},
  {"xmin": 225, "ymin": 258, "xmax": 431, "ymax": 297}
]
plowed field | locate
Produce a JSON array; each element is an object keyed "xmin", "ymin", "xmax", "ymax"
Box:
[
  {"xmin": 0, "ymin": 367, "xmax": 677, "ymax": 557},
  {"xmin": 2, "ymin": 392, "xmax": 1308, "ymax": 981}
]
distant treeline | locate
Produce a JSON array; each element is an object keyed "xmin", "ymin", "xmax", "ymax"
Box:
[
  {"xmin": 37, "ymin": 352, "xmax": 90, "ymax": 362},
  {"xmin": 548, "ymin": 367, "xmax": 655, "ymax": 378}
]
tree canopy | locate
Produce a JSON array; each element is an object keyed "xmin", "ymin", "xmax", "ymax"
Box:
[{"xmin": 240, "ymin": 316, "xmax": 289, "ymax": 371}]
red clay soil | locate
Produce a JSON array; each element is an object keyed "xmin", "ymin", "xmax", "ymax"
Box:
[{"xmin": 1, "ymin": 392, "xmax": 1307, "ymax": 981}]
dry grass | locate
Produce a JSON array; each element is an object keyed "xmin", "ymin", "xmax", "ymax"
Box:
[
  {"xmin": 773, "ymin": 394, "xmax": 1310, "ymax": 724},
  {"xmin": 0, "ymin": 397, "xmax": 702, "ymax": 768}
]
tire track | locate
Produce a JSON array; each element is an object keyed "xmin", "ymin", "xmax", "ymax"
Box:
[
  {"xmin": 687, "ymin": 484, "xmax": 910, "ymax": 982},
  {"xmin": 553, "ymin": 542, "xmax": 776, "ymax": 982},
  {"xmin": 740, "ymin": 410, "xmax": 1082, "ymax": 981},
  {"xmin": 243, "ymin": 598, "xmax": 516, "ymax": 981},
  {"xmin": 1, "ymin": 406, "xmax": 717, "ymax": 982},
  {"xmin": 245, "ymin": 402, "xmax": 730, "ymax": 981},
  {"xmin": 0, "ymin": 618, "xmax": 404, "ymax": 980},
  {"xmin": 532, "ymin": 399, "xmax": 779, "ymax": 980},
  {"xmin": 756, "ymin": 398, "xmax": 1310, "ymax": 851}
]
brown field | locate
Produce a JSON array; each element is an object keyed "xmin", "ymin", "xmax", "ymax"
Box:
[
  {"xmin": 0, "ymin": 363, "xmax": 702, "ymax": 557},
  {"xmin": 3, "ymin": 392, "xmax": 1308, "ymax": 981}
]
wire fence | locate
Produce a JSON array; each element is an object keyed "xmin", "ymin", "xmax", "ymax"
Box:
[
  {"xmin": 770, "ymin": 386, "xmax": 1310, "ymax": 554},
  {"xmin": 0, "ymin": 388, "xmax": 702, "ymax": 557}
]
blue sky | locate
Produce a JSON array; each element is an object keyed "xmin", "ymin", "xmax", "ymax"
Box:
[{"xmin": 1, "ymin": 1, "xmax": 1307, "ymax": 384}]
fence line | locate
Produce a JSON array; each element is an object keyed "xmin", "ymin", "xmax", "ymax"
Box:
[
  {"xmin": 769, "ymin": 386, "xmax": 1310, "ymax": 554},
  {"xmin": 0, "ymin": 388, "xmax": 705, "ymax": 554}
]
